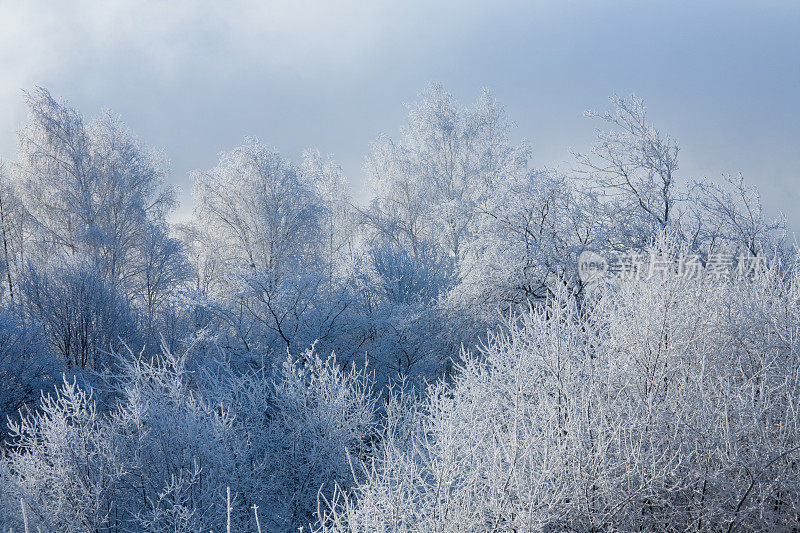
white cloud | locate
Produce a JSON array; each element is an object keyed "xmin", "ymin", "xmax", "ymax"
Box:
[{"xmin": 0, "ymin": 0, "xmax": 797, "ymax": 235}]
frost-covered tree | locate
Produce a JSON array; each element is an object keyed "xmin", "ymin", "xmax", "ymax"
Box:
[
  {"xmin": 1, "ymin": 84, "xmax": 797, "ymax": 532},
  {"xmin": 9, "ymin": 88, "xmax": 188, "ymax": 367},
  {"xmin": 193, "ymin": 140, "xmax": 325, "ymax": 279},
  {"xmin": 133, "ymin": 224, "xmax": 190, "ymax": 347},
  {"xmin": 360, "ymin": 86, "xmax": 542, "ymax": 372},
  {"xmin": 690, "ymin": 174, "xmax": 787, "ymax": 256},
  {"xmin": 21, "ymin": 256, "xmax": 138, "ymax": 370},
  {"xmin": 351, "ymin": 241, "xmax": 455, "ymax": 383},
  {"xmin": 302, "ymin": 149, "xmax": 360, "ymax": 281},
  {"xmin": 364, "ymin": 84, "xmax": 529, "ymax": 260},
  {"xmin": 191, "ymin": 140, "xmax": 351, "ymax": 358},
  {"xmin": 449, "ymin": 168, "xmax": 597, "ymax": 326},
  {"xmin": 16, "ymin": 88, "xmax": 176, "ymax": 283},
  {"xmin": 0, "ymin": 161, "xmax": 27, "ymax": 304},
  {"xmin": 574, "ymin": 95, "xmax": 786, "ymax": 262},
  {"xmin": 319, "ymin": 235, "xmax": 800, "ymax": 532},
  {"xmin": 576, "ymin": 95, "xmax": 682, "ymax": 250},
  {"xmin": 0, "ymin": 346, "xmax": 377, "ymax": 532},
  {"xmin": 0, "ymin": 307, "xmax": 54, "ymax": 442}
]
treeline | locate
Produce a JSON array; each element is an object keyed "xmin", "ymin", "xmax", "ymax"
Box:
[{"xmin": 0, "ymin": 86, "xmax": 795, "ymax": 531}]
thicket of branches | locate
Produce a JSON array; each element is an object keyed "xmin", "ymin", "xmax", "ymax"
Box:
[
  {"xmin": 0, "ymin": 86, "xmax": 795, "ymax": 531},
  {"xmin": 321, "ymin": 239, "xmax": 800, "ymax": 531}
]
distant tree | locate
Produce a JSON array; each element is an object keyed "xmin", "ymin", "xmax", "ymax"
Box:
[
  {"xmin": 361, "ymin": 86, "xmax": 541, "ymax": 369},
  {"xmin": 356, "ymin": 240, "xmax": 455, "ymax": 381},
  {"xmin": 192, "ymin": 140, "xmax": 348, "ymax": 357},
  {"xmin": 0, "ymin": 162, "xmax": 27, "ymax": 304},
  {"xmin": 16, "ymin": 88, "xmax": 176, "ymax": 283},
  {"xmin": 0, "ymin": 307, "xmax": 54, "ymax": 443},
  {"xmin": 451, "ymin": 168, "xmax": 596, "ymax": 322},
  {"xmin": 134, "ymin": 225, "xmax": 189, "ymax": 335},
  {"xmin": 21, "ymin": 257, "xmax": 138, "ymax": 371},
  {"xmin": 690, "ymin": 174, "xmax": 786, "ymax": 256},
  {"xmin": 364, "ymin": 84, "xmax": 528, "ymax": 260},
  {"xmin": 0, "ymin": 164, "xmax": 15, "ymax": 302},
  {"xmin": 12, "ymin": 88, "xmax": 188, "ymax": 363},
  {"xmin": 302, "ymin": 149, "xmax": 359, "ymax": 283},
  {"xmin": 193, "ymin": 139, "xmax": 324, "ymax": 279},
  {"xmin": 576, "ymin": 95, "xmax": 682, "ymax": 249}
]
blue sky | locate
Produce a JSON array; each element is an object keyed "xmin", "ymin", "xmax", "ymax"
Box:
[{"xmin": 1, "ymin": 0, "xmax": 798, "ymax": 233}]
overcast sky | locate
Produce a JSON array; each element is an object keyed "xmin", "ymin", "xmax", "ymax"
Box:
[{"xmin": 1, "ymin": 0, "xmax": 798, "ymax": 233}]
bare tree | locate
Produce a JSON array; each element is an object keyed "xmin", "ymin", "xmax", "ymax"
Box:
[{"xmin": 576, "ymin": 95, "xmax": 681, "ymax": 249}]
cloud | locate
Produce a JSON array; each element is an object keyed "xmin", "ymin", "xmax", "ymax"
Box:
[
  {"xmin": 1, "ymin": 1, "xmax": 798, "ymax": 233},
  {"xmin": 0, "ymin": 0, "xmax": 385, "ymax": 157}
]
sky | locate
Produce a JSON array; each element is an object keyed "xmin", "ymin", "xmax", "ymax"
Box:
[{"xmin": 1, "ymin": 0, "xmax": 798, "ymax": 233}]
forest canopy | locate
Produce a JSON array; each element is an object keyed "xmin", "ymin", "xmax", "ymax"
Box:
[{"xmin": 0, "ymin": 86, "xmax": 796, "ymax": 532}]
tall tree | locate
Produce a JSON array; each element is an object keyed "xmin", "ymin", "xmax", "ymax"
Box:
[
  {"xmin": 576, "ymin": 95, "xmax": 681, "ymax": 249},
  {"xmin": 364, "ymin": 84, "xmax": 529, "ymax": 259},
  {"xmin": 16, "ymin": 88, "xmax": 176, "ymax": 289}
]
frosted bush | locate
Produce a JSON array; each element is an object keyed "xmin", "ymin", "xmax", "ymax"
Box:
[
  {"xmin": 0, "ymin": 345, "xmax": 377, "ymax": 532},
  {"xmin": 319, "ymin": 246, "xmax": 800, "ymax": 532}
]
